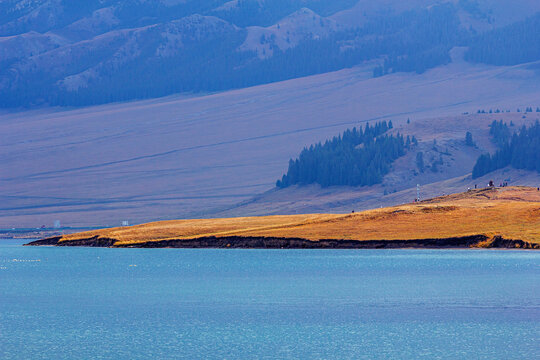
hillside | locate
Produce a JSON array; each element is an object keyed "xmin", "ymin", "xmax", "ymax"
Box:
[
  {"xmin": 2, "ymin": 59, "xmax": 540, "ymax": 228},
  {"xmin": 27, "ymin": 186, "xmax": 540, "ymax": 248},
  {"xmin": 2, "ymin": 0, "xmax": 540, "ymax": 106},
  {"xmin": 219, "ymin": 113, "xmax": 540, "ymax": 217}
]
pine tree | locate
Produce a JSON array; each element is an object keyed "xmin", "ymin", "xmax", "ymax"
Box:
[
  {"xmin": 465, "ymin": 131, "xmax": 475, "ymax": 146},
  {"xmin": 416, "ymin": 152, "xmax": 425, "ymax": 173}
]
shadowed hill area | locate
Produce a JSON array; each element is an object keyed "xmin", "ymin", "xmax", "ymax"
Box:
[
  {"xmin": 28, "ymin": 187, "xmax": 540, "ymax": 248},
  {"xmin": 2, "ymin": 0, "xmax": 540, "ymax": 107}
]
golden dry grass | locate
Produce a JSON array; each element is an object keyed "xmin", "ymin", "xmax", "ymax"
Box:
[{"xmin": 59, "ymin": 187, "xmax": 540, "ymax": 246}]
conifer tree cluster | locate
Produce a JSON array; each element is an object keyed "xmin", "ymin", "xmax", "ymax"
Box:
[
  {"xmin": 465, "ymin": 13, "xmax": 540, "ymax": 66},
  {"xmin": 472, "ymin": 121, "xmax": 540, "ymax": 179},
  {"xmin": 488, "ymin": 120, "xmax": 512, "ymax": 148},
  {"xmin": 276, "ymin": 121, "xmax": 410, "ymax": 188}
]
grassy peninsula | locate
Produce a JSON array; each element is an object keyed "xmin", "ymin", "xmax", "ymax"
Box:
[{"xmin": 27, "ymin": 187, "xmax": 540, "ymax": 249}]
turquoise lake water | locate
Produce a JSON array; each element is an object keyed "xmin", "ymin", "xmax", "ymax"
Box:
[{"xmin": 1, "ymin": 239, "xmax": 539, "ymax": 359}]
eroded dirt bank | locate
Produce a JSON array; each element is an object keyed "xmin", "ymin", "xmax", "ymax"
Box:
[{"xmin": 25, "ymin": 235, "xmax": 538, "ymax": 249}]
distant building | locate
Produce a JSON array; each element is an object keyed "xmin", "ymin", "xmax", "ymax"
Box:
[
  {"xmin": 53, "ymin": 220, "xmax": 61, "ymax": 229},
  {"xmin": 121, "ymin": 220, "xmax": 129, "ymax": 227}
]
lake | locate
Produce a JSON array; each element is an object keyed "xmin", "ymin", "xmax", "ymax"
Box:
[{"xmin": 1, "ymin": 239, "xmax": 539, "ymax": 359}]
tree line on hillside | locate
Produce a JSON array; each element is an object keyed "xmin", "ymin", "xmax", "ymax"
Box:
[
  {"xmin": 472, "ymin": 120, "xmax": 540, "ymax": 179},
  {"xmin": 465, "ymin": 13, "xmax": 540, "ymax": 66},
  {"xmin": 476, "ymin": 107, "xmax": 540, "ymax": 114},
  {"xmin": 276, "ymin": 121, "xmax": 414, "ymax": 188},
  {"xmin": 372, "ymin": 3, "xmax": 462, "ymax": 76}
]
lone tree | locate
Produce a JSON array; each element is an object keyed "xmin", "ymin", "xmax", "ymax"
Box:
[
  {"xmin": 416, "ymin": 152, "xmax": 425, "ymax": 173},
  {"xmin": 465, "ymin": 131, "xmax": 475, "ymax": 147}
]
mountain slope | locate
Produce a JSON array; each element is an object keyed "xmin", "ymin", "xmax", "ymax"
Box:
[
  {"xmin": 2, "ymin": 0, "xmax": 540, "ymax": 107},
  {"xmin": 239, "ymin": 8, "xmax": 339, "ymax": 59},
  {"xmin": 1, "ymin": 59, "xmax": 540, "ymax": 227}
]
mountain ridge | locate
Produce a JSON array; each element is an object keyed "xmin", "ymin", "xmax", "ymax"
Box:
[{"xmin": 2, "ymin": 0, "xmax": 540, "ymax": 107}]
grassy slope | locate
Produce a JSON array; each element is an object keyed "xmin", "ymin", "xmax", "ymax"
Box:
[
  {"xmin": 57, "ymin": 187, "xmax": 540, "ymax": 246},
  {"xmin": 2, "ymin": 59, "xmax": 540, "ymax": 228},
  {"xmin": 217, "ymin": 112, "xmax": 540, "ymax": 219}
]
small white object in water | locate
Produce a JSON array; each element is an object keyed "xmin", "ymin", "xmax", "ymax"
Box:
[{"xmin": 12, "ymin": 259, "xmax": 40, "ymax": 262}]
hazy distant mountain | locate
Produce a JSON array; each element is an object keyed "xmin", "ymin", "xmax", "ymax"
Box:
[{"xmin": 1, "ymin": 0, "xmax": 539, "ymax": 107}]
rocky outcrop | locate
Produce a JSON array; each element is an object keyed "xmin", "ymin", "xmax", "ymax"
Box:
[
  {"xmin": 24, "ymin": 236, "xmax": 62, "ymax": 246},
  {"xmin": 25, "ymin": 235, "xmax": 116, "ymax": 247},
  {"xmin": 480, "ymin": 236, "xmax": 538, "ymax": 249}
]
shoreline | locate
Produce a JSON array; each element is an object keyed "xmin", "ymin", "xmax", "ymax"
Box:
[
  {"xmin": 25, "ymin": 235, "xmax": 539, "ymax": 249},
  {"xmin": 23, "ymin": 188, "xmax": 540, "ymax": 250}
]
